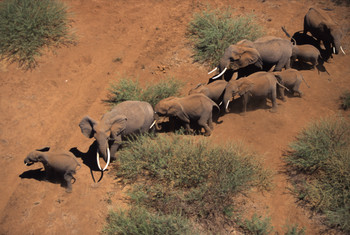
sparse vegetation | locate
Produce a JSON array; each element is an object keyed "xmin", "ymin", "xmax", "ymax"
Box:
[
  {"xmin": 105, "ymin": 77, "xmax": 183, "ymax": 107},
  {"xmin": 284, "ymin": 224, "xmax": 305, "ymax": 235},
  {"xmin": 187, "ymin": 6, "xmax": 264, "ymax": 66},
  {"xmin": 112, "ymin": 133, "xmax": 272, "ymax": 231},
  {"xmin": 0, "ymin": 0, "xmax": 76, "ymax": 69},
  {"xmin": 285, "ymin": 116, "xmax": 350, "ymax": 233},
  {"xmin": 239, "ymin": 214, "xmax": 274, "ymax": 235},
  {"xmin": 104, "ymin": 206, "xmax": 196, "ymax": 235},
  {"xmin": 340, "ymin": 90, "xmax": 350, "ymax": 110}
]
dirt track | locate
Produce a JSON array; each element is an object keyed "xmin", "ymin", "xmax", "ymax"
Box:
[{"xmin": 0, "ymin": 0, "xmax": 349, "ymax": 234}]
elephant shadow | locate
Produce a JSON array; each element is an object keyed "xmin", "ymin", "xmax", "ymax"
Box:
[
  {"xmin": 227, "ymin": 96, "xmax": 273, "ymax": 114},
  {"xmin": 70, "ymin": 141, "xmax": 102, "ymax": 172},
  {"xmin": 19, "ymin": 168, "xmax": 70, "ymax": 189}
]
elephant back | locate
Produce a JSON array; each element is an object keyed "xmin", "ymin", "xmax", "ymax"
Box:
[{"xmin": 108, "ymin": 101, "xmax": 154, "ymax": 134}]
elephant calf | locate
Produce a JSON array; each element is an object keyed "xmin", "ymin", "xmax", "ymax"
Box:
[
  {"xmin": 223, "ymin": 71, "xmax": 287, "ymax": 114},
  {"xmin": 188, "ymin": 80, "xmax": 228, "ymax": 106},
  {"xmin": 291, "ymin": 44, "xmax": 322, "ymax": 69},
  {"xmin": 154, "ymin": 94, "xmax": 219, "ymax": 136},
  {"xmin": 24, "ymin": 147, "xmax": 81, "ymax": 193},
  {"xmin": 274, "ymin": 69, "xmax": 309, "ymax": 101}
]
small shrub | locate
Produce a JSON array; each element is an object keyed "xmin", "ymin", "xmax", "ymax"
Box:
[
  {"xmin": 0, "ymin": 0, "xmax": 75, "ymax": 69},
  {"xmin": 187, "ymin": 6, "xmax": 264, "ymax": 66},
  {"xmin": 116, "ymin": 133, "xmax": 272, "ymax": 227},
  {"xmin": 105, "ymin": 77, "xmax": 183, "ymax": 107},
  {"xmin": 340, "ymin": 90, "xmax": 350, "ymax": 110},
  {"xmin": 104, "ymin": 206, "xmax": 196, "ymax": 235},
  {"xmin": 285, "ymin": 116, "xmax": 350, "ymax": 233},
  {"xmin": 240, "ymin": 214, "xmax": 273, "ymax": 235},
  {"xmin": 284, "ymin": 224, "xmax": 305, "ymax": 235}
]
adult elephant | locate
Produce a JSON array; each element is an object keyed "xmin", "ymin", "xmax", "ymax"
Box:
[
  {"xmin": 209, "ymin": 36, "xmax": 293, "ymax": 80},
  {"xmin": 79, "ymin": 101, "xmax": 155, "ymax": 171},
  {"xmin": 154, "ymin": 94, "xmax": 219, "ymax": 136},
  {"xmin": 222, "ymin": 71, "xmax": 287, "ymax": 114},
  {"xmin": 304, "ymin": 7, "xmax": 345, "ymax": 58}
]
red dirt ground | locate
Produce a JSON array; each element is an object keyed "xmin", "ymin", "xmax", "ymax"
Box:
[{"xmin": 0, "ymin": 0, "xmax": 349, "ymax": 234}]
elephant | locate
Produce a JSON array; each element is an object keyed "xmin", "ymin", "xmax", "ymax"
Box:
[
  {"xmin": 222, "ymin": 71, "xmax": 288, "ymax": 114},
  {"xmin": 273, "ymin": 69, "xmax": 309, "ymax": 101},
  {"xmin": 79, "ymin": 101, "xmax": 155, "ymax": 171},
  {"xmin": 291, "ymin": 44, "xmax": 323, "ymax": 69},
  {"xmin": 24, "ymin": 147, "xmax": 81, "ymax": 193},
  {"xmin": 304, "ymin": 7, "xmax": 345, "ymax": 59},
  {"xmin": 209, "ymin": 36, "xmax": 293, "ymax": 80},
  {"xmin": 154, "ymin": 94, "xmax": 219, "ymax": 136},
  {"xmin": 188, "ymin": 80, "xmax": 229, "ymax": 106}
]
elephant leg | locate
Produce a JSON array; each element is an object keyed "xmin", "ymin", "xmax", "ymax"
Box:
[
  {"xmin": 241, "ymin": 94, "xmax": 249, "ymax": 115},
  {"xmin": 198, "ymin": 115, "xmax": 212, "ymax": 136},
  {"xmin": 64, "ymin": 171, "xmax": 74, "ymax": 193},
  {"xmin": 109, "ymin": 137, "xmax": 121, "ymax": 161},
  {"xmin": 183, "ymin": 122, "xmax": 192, "ymax": 134},
  {"xmin": 270, "ymin": 88, "xmax": 278, "ymax": 113},
  {"xmin": 278, "ymin": 85, "xmax": 286, "ymax": 102},
  {"xmin": 293, "ymin": 83, "xmax": 303, "ymax": 97}
]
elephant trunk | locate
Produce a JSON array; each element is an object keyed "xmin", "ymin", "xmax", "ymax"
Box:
[
  {"xmin": 153, "ymin": 113, "xmax": 162, "ymax": 131},
  {"xmin": 223, "ymin": 91, "xmax": 233, "ymax": 113}
]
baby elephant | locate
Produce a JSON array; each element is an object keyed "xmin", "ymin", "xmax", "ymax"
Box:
[
  {"xmin": 188, "ymin": 80, "xmax": 228, "ymax": 105},
  {"xmin": 274, "ymin": 69, "xmax": 309, "ymax": 101},
  {"xmin": 24, "ymin": 147, "xmax": 81, "ymax": 193},
  {"xmin": 291, "ymin": 44, "xmax": 322, "ymax": 69}
]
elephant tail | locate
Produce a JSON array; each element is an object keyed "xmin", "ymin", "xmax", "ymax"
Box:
[
  {"xmin": 281, "ymin": 26, "xmax": 296, "ymax": 45},
  {"xmin": 300, "ymin": 74, "xmax": 310, "ymax": 88}
]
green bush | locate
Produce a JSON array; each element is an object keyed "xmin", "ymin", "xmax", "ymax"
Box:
[
  {"xmin": 105, "ymin": 77, "xmax": 183, "ymax": 107},
  {"xmin": 285, "ymin": 116, "xmax": 350, "ymax": 232},
  {"xmin": 104, "ymin": 206, "xmax": 196, "ymax": 235},
  {"xmin": 187, "ymin": 6, "xmax": 264, "ymax": 66},
  {"xmin": 116, "ymin": 133, "xmax": 272, "ymax": 227},
  {"xmin": 240, "ymin": 214, "xmax": 273, "ymax": 235},
  {"xmin": 284, "ymin": 224, "xmax": 305, "ymax": 235},
  {"xmin": 340, "ymin": 90, "xmax": 350, "ymax": 110},
  {"xmin": 0, "ymin": 0, "xmax": 75, "ymax": 69}
]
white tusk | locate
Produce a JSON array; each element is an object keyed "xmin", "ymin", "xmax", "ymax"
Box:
[
  {"xmin": 102, "ymin": 148, "xmax": 110, "ymax": 171},
  {"xmin": 96, "ymin": 148, "xmax": 111, "ymax": 171},
  {"xmin": 208, "ymin": 67, "xmax": 218, "ymax": 74},
  {"xmin": 333, "ymin": 47, "xmax": 335, "ymax": 54},
  {"xmin": 25, "ymin": 163, "xmax": 28, "ymax": 166},
  {"xmin": 96, "ymin": 150, "xmax": 102, "ymax": 171},
  {"xmin": 226, "ymin": 100, "xmax": 230, "ymax": 111},
  {"xmin": 212, "ymin": 67, "xmax": 227, "ymax": 79},
  {"xmin": 219, "ymin": 101, "xmax": 223, "ymax": 106},
  {"xmin": 149, "ymin": 120, "xmax": 156, "ymax": 129},
  {"xmin": 340, "ymin": 46, "xmax": 346, "ymax": 55}
]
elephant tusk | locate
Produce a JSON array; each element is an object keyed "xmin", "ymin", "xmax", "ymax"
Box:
[
  {"xmin": 340, "ymin": 46, "xmax": 346, "ymax": 55},
  {"xmin": 149, "ymin": 120, "xmax": 156, "ymax": 129},
  {"xmin": 212, "ymin": 67, "xmax": 227, "ymax": 79},
  {"xmin": 225, "ymin": 100, "xmax": 230, "ymax": 111},
  {"xmin": 103, "ymin": 148, "xmax": 110, "ymax": 171},
  {"xmin": 208, "ymin": 67, "xmax": 218, "ymax": 74},
  {"xmin": 96, "ymin": 148, "xmax": 111, "ymax": 171},
  {"xmin": 219, "ymin": 101, "xmax": 223, "ymax": 106},
  {"xmin": 333, "ymin": 47, "xmax": 336, "ymax": 54}
]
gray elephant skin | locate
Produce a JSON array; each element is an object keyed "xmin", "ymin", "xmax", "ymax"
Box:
[
  {"xmin": 24, "ymin": 147, "xmax": 81, "ymax": 193},
  {"xmin": 79, "ymin": 101, "xmax": 155, "ymax": 170},
  {"xmin": 188, "ymin": 80, "xmax": 228, "ymax": 106},
  {"xmin": 291, "ymin": 44, "xmax": 323, "ymax": 69},
  {"xmin": 304, "ymin": 8, "xmax": 344, "ymax": 58},
  {"xmin": 211, "ymin": 36, "xmax": 293, "ymax": 80},
  {"xmin": 274, "ymin": 69, "xmax": 309, "ymax": 101},
  {"xmin": 154, "ymin": 94, "xmax": 219, "ymax": 136},
  {"xmin": 223, "ymin": 71, "xmax": 284, "ymax": 114}
]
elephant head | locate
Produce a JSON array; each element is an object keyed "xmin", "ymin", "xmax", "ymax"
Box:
[
  {"xmin": 79, "ymin": 114, "xmax": 127, "ymax": 171},
  {"xmin": 328, "ymin": 25, "xmax": 343, "ymax": 55},
  {"xmin": 24, "ymin": 147, "xmax": 50, "ymax": 166},
  {"xmin": 213, "ymin": 44, "xmax": 263, "ymax": 80},
  {"xmin": 154, "ymin": 97, "xmax": 189, "ymax": 130},
  {"xmin": 223, "ymin": 80, "xmax": 254, "ymax": 112}
]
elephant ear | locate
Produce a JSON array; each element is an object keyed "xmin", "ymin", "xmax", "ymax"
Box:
[
  {"xmin": 238, "ymin": 81, "xmax": 254, "ymax": 96},
  {"xmin": 79, "ymin": 116, "xmax": 98, "ymax": 138},
  {"xmin": 36, "ymin": 146, "xmax": 50, "ymax": 152},
  {"xmin": 167, "ymin": 101, "xmax": 190, "ymax": 122},
  {"xmin": 109, "ymin": 115, "xmax": 128, "ymax": 137},
  {"xmin": 239, "ymin": 47, "xmax": 262, "ymax": 69}
]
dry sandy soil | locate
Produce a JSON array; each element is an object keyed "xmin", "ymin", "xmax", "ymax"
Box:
[{"xmin": 0, "ymin": 0, "xmax": 349, "ymax": 234}]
